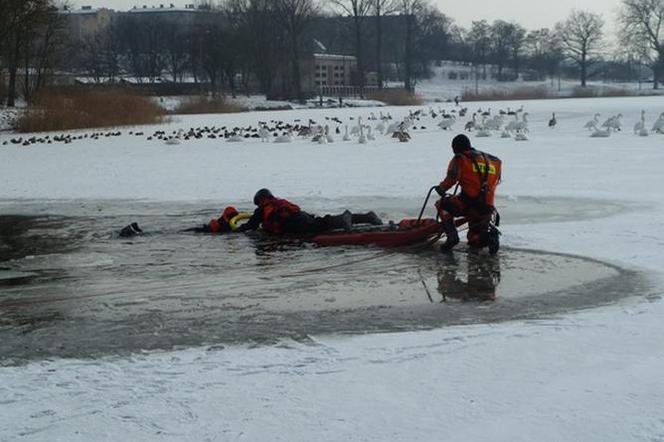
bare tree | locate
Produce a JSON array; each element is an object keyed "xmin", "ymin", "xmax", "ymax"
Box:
[
  {"xmin": 397, "ymin": 0, "xmax": 426, "ymax": 91},
  {"xmin": 329, "ymin": 0, "xmax": 372, "ymax": 90},
  {"xmin": 558, "ymin": 10, "xmax": 605, "ymax": 87},
  {"xmin": 526, "ymin": 28, "xmax": 564, "ymax": 85},
  {"xmin": 490, "ymin": 20, "xmax": 513, "ymax": 81},
  {"xmin": 3, "ymin": 0, "xmax": 56, "ymax": 106},
  {"xmin": 619, "ymin": 0, "xmax": 664, "ymax": 89},
  {"xmin": 20, "ymin": 3, "xmax": 67, "ymax": 102},
  {"xmin": 468, "ymin": 20, "xmax": 491, "ymax": 80},
  {"xmin": 230, "ymin": 0, "xmax": 287, "ymax": 95},
  {"xmin": 274, "ymin": 0, "xmax": 317, "ymax": 101},
  {"xmin": 374, "ymin": 0, "xmax": 398, "ymax": 88},
  {"xmin": 508, "ymin": 23, "xmax": 526, "ymax": 79}
]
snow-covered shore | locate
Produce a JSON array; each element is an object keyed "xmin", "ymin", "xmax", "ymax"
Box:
[{"xmin": 1, "ymin": 96, "xmax": 664, "ymax": 441}]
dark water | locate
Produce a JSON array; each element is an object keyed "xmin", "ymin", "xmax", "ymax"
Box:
[{"xmin": 0, "ymin": 199, "xmax": 648, "ymax": 364}]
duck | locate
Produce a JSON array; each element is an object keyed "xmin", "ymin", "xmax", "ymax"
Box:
[{"xmin": 548, "ymin": 113, "xmax": 557, "ymax": 128}]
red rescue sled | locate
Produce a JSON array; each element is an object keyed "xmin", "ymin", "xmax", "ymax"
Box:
[{"xmin": 311, "ymin": 218, "xmax": 445, "ymax": 247}]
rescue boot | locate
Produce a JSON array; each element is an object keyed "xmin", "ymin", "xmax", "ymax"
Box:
[
  {"xmin": 487, "ymin": 225, "xmax": 500, "ymax": 255},
  {"xmin": 440, "ymin": 219, "xmax": 459, "ymax": 252},
  {"xmin": 325, "ymin": 210, "xmax": 352, "ymax": 232},
  {"xmin": 351, "ymin": 211, "xmax": 383, "ymax": 226}
]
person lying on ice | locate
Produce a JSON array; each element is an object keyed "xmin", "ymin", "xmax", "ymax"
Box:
[
  {"xmin": 236, "ymin": 188, "xmax": 383, "ymax": 235},
  {"xmin": 434, "ymin": 134, "xmax": 502, "ymax": 254}
]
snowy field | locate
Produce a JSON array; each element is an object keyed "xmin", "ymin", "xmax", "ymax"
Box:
[{"xmin": 1, "ymin": 96, "xmax": 664, "ymax": 441}]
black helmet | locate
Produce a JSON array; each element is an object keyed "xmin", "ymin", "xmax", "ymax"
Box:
[
  {"xmin": 253, "ymin": 188, "xmax": 273, "ymax": 205},
  {"xmin": 451, "ymin": 134, "xmax": 471, "ymax": 153}
]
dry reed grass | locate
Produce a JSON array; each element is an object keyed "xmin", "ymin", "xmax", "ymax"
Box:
[
  {"xmin": 175, "ymin": 96, "xmax": 247, "ymax": 114},
  {"xmin": 17, "ymin": 88, "xmax": 165, "ymax": 132},
  {"xmin": 368, "ymin": 89, "xmax": 424, "ymax": 106}
]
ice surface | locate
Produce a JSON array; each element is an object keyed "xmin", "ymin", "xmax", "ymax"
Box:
[{"xmin": 1, "ymin": 96, "xmax": 664, "ymax": 441}]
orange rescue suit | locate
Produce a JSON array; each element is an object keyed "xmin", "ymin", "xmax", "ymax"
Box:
[
  {"xmin": 439, "ymin": 149, "xmax": 502, "ymax": 206},
  {"xmin": 261, "ymin": 198, "xmax": 301, "ymax": 234}
]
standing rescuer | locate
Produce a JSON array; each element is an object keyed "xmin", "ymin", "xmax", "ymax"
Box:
[{"xmin": 435, "ymin": 134, "xmax": 502, "ymax": 254}]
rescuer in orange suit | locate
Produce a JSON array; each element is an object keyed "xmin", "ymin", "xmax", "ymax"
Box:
[
  {"xmin": 236, "ymin": 188, "xmax": 383, "ymax": 235},
  {"xmin": 435, "ymin": 134, "xmax": 502, "ymax": 254}
]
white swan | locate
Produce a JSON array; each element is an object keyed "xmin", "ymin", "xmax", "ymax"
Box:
[
  {"xmin": 358, "ymin": 125, "xmax": 367, "ymax": 144},
  {"xmin": 590, "ymin": 126, "xmax": 611, "ymax": 138},
  {"xmin": 274, "ymin": 130, "xmax": 293, "ymax": 143},
  {"xmin": 634, "ymin": 111, "xmax": 649, "ymax": 136},
  {"xmin": 438, "ymin": 116, "xmax": 456, "ymax": 131},
  {"xmin": 325, "ymin": 125, "xmax": 334, "ymax": 143},
  {"xmin": 464, "ymin": 113, "xmax": 477, "ymax": 132},
  {"xmin": 652, "ymin": 113, "xmax": 664, "ymax": 133},
  {"xmin": 514, "ymin": 113, "xmax": 529, "ymax": 134},
  {"xmin": 227, "ymin": 131, "xmax": 244, "ymax": 142},
  {"xmin": 367, "ymin": 126, "xmax": 375, "ymax": 141},
  {"xmin": 258, "ymin": 125, "xmax": 270, "ymax": 143},
  {"xmin": 584, "ymin": 113, "xmax": 601, "ymax": 131},
  {"xmin": 342, "ymin": 125, "xmax": 351, "ymax": 141}
]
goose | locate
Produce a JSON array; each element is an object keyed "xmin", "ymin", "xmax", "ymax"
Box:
[
  {"xmin": 548, "ymin": 113, "xmax": 557, "ymax": 128},
  {"xmin": 585, "ymin": 114, "xmax": 601, "ymax": 131}
]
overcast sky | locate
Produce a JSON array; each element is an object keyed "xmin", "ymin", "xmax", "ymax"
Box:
[{"xmin": 74, "ymin": 0, "xmax": 624, "ymax": 30}]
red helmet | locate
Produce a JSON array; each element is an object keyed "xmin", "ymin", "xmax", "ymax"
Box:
[{"xmin": 221, "ymin": 206, "xmax": 239, "ymax": 222}]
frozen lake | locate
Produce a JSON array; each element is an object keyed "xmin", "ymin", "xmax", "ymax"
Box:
[{"xmin": 0, "ymin": 197, "xmax": 648, "ymax": 364}]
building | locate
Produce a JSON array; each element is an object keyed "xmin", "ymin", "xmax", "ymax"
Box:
[
  {"xmin": 124, "ymin": 3, "xmax": 203, "ymax": 25},
  {"xmin": 60, "ymin": 6, "xmax": 114, "ymax": 41}
]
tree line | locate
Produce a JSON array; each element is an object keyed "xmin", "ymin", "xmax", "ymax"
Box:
[{"xmin": 1, "ymin": 0, "xmax": 664, "ymax": 107}]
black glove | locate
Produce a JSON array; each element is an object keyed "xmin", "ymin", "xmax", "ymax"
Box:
[{"xmin": 434, "ymin": 185, "xmax": 446, "ymax": 197}]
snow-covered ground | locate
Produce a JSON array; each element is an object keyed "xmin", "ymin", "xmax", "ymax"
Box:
[
  {"xmin": 415, "ymin": 62, "xmax": 664, "ymax": 102},
  {"xmin": 1, "ymin": 96, "xmax": 664, "ymax": 441}
]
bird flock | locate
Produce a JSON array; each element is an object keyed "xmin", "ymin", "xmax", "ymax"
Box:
[{"xmin": 2, "ymin": 106, "xmax": 664, "ymax": 148}]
